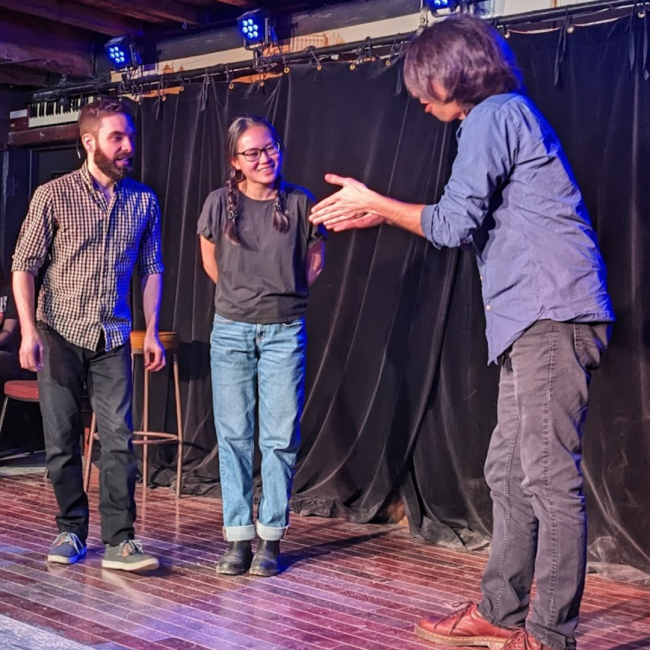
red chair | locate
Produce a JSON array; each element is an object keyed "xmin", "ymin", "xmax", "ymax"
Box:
[
  {"xmin": 0, "ymin": 380, "xmax": 92, "ymax": 457},
  {"xmin": 0, "ymin": 380, "xmax": 40, "ymax": 452}
]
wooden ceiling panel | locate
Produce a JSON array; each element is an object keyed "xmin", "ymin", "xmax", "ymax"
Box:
[
  {"xmin": 182, "ymin": 0, "xmax": 255, "ymax": 8},
  {"xmin": 75, "ymin": 0, "xmax": 204, "ymax": 26},
  {"xmin": 208, "ymin": 0, "xmax": 256, "ymax": 7},
  {"xmin": 0, "ymin": 0, "xmax": 143, "ymax": 36},
  {"xmin": 0, "ymin": 13, "xmax": 93, "ymax": 78},
  {"xmin": 0, "ymin": 65, "xmax": 50, "ymax": 87}
]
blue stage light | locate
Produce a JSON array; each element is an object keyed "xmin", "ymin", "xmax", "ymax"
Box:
[
  {"xmin": 104, "ymin": 35, "xmax": 140, "ymax": 70},
  {"xmin": 424, "ymin": 0, "xmax": 482, "ymax": 13},
  {"xmin": 425, "ymin": 0, "xmax": 460, "ymax": 12},
  {"xmin": 237, "ymin": 9, "xmax": 270, "ymax": 48}
]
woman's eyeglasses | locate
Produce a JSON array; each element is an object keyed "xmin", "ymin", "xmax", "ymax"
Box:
[{"xmin": 237, "ymin": 142, "xmax": 281, "ymax": 162}]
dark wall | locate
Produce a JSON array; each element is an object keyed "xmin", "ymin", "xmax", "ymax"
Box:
[{"xmin": 0, "ymin": 146, "xmax": 78, "ymax": 269}]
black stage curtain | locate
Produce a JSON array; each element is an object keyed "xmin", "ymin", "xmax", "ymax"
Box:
[{"xmin": 133, "ymin": 16, "xmax": 650, "ymax": 577}]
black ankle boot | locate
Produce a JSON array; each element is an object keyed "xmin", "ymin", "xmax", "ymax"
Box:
[
  {"xmin": 216, "ymin": 541, "xmax": 252, "ymax": 575},
  {"xmin": 250, "ymin": 539, "xmax": 281, "ymax": 577}
]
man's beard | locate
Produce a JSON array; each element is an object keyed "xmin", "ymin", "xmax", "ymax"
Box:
[{"xmin": 93, "ymin": 145, "xmax": 133, "ymax": 182}]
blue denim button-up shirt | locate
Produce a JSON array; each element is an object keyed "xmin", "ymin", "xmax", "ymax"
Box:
[{"xmin": 421, "ymin": 93, "xmax": 613, "ymax": 364}]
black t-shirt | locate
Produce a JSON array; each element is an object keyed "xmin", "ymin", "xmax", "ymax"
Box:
[
  {"xmin": 197, "ymin": 184, "xmax": 325, "ymax": 324},
  {"xmin": 0, "ymin": 279, "xmax": 17, "ymax": 330}
]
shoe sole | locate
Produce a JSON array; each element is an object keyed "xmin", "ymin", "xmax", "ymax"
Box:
[
  {"xmin": 216, "ymin": 565, "xmax": 249, "ymax": 576},
  {"xmin": 47, "ymin": 550, "xmax": 87, "ymax": 565},
  {"xmin": 414, "ymin": 625, "xmax": 508, "ymax": 650},
  {"xmin": 101, "ymin": 557, "xmax": 160, "ymax": 572},
  {"xmin": 249, "ymin": 566, "xmax": 280, "ymax": 577}
]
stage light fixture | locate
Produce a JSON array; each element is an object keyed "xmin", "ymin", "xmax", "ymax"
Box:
[
  {"xmin": 237, "ymin": 9, "xmax": 271, "ymax": 49},
  {"xmin": 425, "ymin": 0, "xmax": 460, "ymax": 11},
  {"xmin": 104, "ymin": 35, "xmax": 140, "ymax": 70},
  {"xmin": 424, "ymin": 0, "xmax": 483, "ymax": 14}
]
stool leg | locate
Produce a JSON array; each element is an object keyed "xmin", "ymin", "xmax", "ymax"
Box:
[
  {"xmin": 173, "ymin": 354, "xmax": 183, "ymax": 498},
  {"xmin": 83, "ymin": 413, "xmax": 97, "ymax": 492},
  {"xmin": 142, "ymin": 368, "xmax": 150, "ymax": 490},
  {"xmin": 0, "ymin": 395, "xmax": 11, "ymax": 456},
  {"xmin": 0, "ymin": 396, "xmax": 9, "ymax": 446}
]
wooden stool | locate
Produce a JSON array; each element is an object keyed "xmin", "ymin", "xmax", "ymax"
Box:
[{"xmin": 84, "ymin": 331, "xmax": 184, "ymax": 497}]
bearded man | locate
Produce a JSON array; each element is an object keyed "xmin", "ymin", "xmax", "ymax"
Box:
[{"xmin": 12, "ymin": 99, "xmax": 165, "ymax": 571}]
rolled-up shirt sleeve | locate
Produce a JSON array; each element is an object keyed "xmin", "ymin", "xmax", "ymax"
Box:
[
  {"xmin": 197, "ymin": 191, "xmax": 220, "ymax": 243},
  {"xmin": 137, "ymin": 194, "xmax": 165, "ymax": 277},
  {"xmin": 421, "ymin": 104, "xmax": 519, "ymax": 249},
  {"xmin": 12, "ymin": 185, "xmax": 56, "ymax": 276},
  {"xmin": 305, "ymin": 193, "xmax": 327, "ymax": 247}
]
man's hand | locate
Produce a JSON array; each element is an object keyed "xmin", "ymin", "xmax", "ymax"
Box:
[
  {"xmin": 143, "ymin": 331, "xmax": 166, "ymax": 372},
  {"xmin": 311, "ymin": 173, "xmax": 426, "ymax": 237},
  {"xmin": 330, "ymin": 212, "xmax": 385, "ymax": 232},
  {"xmin": 19, "ymin": 330, "xmax": 44, "ymax": 372},
  {"xmin": 310, "ymin": 174, "xmax": 380, "ymax": 229}
]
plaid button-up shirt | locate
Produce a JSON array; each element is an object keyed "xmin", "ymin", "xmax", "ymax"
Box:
[{"xmin": 12, "ymin": 162, "xmax": 164, "ymax": 351}]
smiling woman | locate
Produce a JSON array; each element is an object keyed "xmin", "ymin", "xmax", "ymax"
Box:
[{"xmin": 197, "ymin": 115, "xmax": 326, "ymax": 579}]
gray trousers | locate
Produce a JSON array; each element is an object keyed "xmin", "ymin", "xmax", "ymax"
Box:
[{"xmin": 478, "ymin": 320, "xmax": 610, "ymax": 650}]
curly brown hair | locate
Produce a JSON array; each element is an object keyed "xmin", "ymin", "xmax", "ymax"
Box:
[{"xmin": 404, "ymin": 14, "xmax": 523, "ymax": 111}]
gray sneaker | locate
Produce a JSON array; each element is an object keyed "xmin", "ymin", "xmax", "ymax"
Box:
[
  {"xmin": 101, "ymin": 540, "xmax": 159, "ymax": 572},
  {"xmin": 47, "ymin": 532, "xmax": 87, "ymax": 565}
]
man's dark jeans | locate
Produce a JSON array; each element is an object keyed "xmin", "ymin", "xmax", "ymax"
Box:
[
  {"xmin": 478, "ymin": 320, "xmax": 610, "ymax": 650},
  {"xmin": 38, "ymin": 324, "xmax": 136, "ymax": 546}
]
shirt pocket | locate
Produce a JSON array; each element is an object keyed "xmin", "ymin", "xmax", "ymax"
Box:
[
  {"xmin": 57, "ymin": 208, "xmax": 104, "ymax": 250},
  {"xmin": 113, "ymin": 208, "xmax": 148, "ymax": 255}
]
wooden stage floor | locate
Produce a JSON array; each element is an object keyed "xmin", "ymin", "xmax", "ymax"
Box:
[{"xmin": 1, "ymin": 460, "xmax": 649, "ymax": 650}]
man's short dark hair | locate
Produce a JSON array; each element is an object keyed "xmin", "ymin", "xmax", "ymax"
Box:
[
  {"xmin": 404, "ymin": 14, "xmax": 523, "ymax": 110},
  {"xmin": 78, "ymin": 98, "xmax": 132, "ymax": 137}
]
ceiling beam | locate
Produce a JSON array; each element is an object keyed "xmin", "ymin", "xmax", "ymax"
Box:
[
  {"xmin": 75, "ymin": 0, "xmax": 166, "ymax": 24},
  {"xmin": 0, "ymin": 0, "xmax": 142, "ymax": 37},
  {"xmin": 0, "ymin": 65, "xmax": 51, "ymax": 87},
  {"xmin": 0, "ymin": 15, "xmax": 93, "ymax": 78},
  {"xmin": 211, "ymin": 0, "xmax": 256, "ymax": 7},
  {"xmin": 81, "ymin": 0, "xmax": 204, "ymax": 25}
]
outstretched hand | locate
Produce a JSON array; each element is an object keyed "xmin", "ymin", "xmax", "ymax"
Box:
[
  {"xmin": 310, "ymin": 174, "xmax": 384, "ymax": 230},
  {"xmin": 329, "ymin": 212, "xmax": 385, "ymax": 232}
]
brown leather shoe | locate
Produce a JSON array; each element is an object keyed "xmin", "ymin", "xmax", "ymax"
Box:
[
  {"xmin": 502, "ymin": 630, "xmax": 551, "ymax": 650},
  {"xmin": 415, "ymin": 603, "xmax": 515, "ymax": 649}
]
